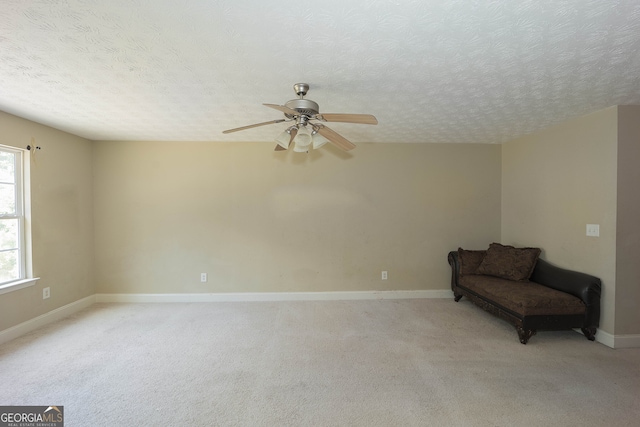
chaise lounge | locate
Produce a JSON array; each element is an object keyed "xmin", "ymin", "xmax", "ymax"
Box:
[{"xmin": 448, "ymin": 243, "xmax": 602, "ymax": 344}]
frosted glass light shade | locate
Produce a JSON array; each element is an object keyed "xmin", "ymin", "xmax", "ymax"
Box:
[
  {"xmin": 294, "ymin": 126, "xmax": 312, "ymax": 147},
  {"xmin": 293, "ymin": 126, "xmax": 312, "ymax": 152},
  {"xmin": 275, "ymin": 130, "xmax": 291, "ymax": 149},
  {"xmin": 293, "ymin": 141, "xmax": 309, "ymax": 152},
  {"xmin": 312, "ymin": 133, "xmax": 329, "ymax": 149}
]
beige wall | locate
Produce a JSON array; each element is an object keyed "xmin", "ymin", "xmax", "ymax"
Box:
[
  {"xmin": 615, "ymin": 106, "xmax": 640, "ymax": 335},
  {"xmin": 2, "ymin": 105, "xmax": 635, "ymax": 341},
  {"xmin": 501, "ymin": 107, "xmax": 619, "ymax": 335},
  {"xmin": 0, "ymin": 112, "xmax": 94, "ymax": 331},
  {"xmin": 93, "ymin": 141, "xmax": 501, "ymax": 294}
]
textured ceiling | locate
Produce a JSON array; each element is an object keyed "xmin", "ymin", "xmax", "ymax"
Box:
[{"xmin": 1, "ymin": 0, "xmax": 640, "ymax": 144}]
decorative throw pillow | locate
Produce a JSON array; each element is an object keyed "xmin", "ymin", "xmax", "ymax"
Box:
[
  {"xmin": 457, "ymin": 248, "xmax": 486, "ymax": 276},
  {"xmin": 476, "ymin": 243, "xmax": 541, "ymax": 281}
]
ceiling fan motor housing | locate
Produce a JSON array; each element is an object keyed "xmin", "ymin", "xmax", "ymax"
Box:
[{"xmin": 284, "ymin": 99, "xmax": 320, "ymax": 118}]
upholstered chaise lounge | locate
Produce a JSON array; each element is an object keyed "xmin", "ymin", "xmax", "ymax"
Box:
[{"xmin": 448, "ymin": 243, "xmax": 601, "ymax": 344}]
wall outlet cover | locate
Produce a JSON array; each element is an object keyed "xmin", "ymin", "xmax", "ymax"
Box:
[{"xmin": 586, "ymin": 224, "xmax": 600, "ymax": 237}]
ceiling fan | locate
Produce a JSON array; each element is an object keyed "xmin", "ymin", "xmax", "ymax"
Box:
[{"xmin": 222, "ymin": 83, "xmax": 377, "ymax": 152}]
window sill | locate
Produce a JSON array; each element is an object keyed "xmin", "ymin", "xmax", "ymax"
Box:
[{"xmin": 0, "ymin": 278, "xmax": 40, "ymax": 295}]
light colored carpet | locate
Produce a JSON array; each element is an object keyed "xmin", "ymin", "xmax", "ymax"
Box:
[{"xmin": 1, "ymin": 299, "xmax": 639, "ymax": 426}]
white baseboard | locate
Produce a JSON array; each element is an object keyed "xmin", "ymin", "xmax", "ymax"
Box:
[
  {"xmin": 574, "ymin": 329, "xmax": 640, "ymax": 349},
  {"xmin": 95, "ymin": 290, "xmax": 454, "ymax": 303},
  {"xmin": 0, "ymin": 295, "xmax": 95, "ymax": 346},
  {"xmin": 611, "ymin": 333, "xmax": 640, "ymax": 349},
  {"xmin": 594, "ymin": 329, "xmax": 615, "ymax": 348}
]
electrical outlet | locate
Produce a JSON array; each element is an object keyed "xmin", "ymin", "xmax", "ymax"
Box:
[
  {"xmin": 586, "ymin": 224, "xmax": 600, "ymax": 237},
  {"xmin": 43, "ymin": 287, "xmax": 50, "ymax": 299},
  {"xmin": 200, "ymin": 273, "xmax": 208, "ymax": 283},
  {"xmin": 381, "ymin": 271, "xmax": 388, "ymax": 280}
]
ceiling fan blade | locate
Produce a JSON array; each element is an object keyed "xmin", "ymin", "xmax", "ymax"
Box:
[
  {"xmin": 314, "ymin": 125, "xmax": 356, "ymax": 151},
  {"xmin": 318, "ymin": 113, "xmax": 378, "ymax": 125},
  {"xmin": 263, "ymin": 103, "xmax": 300, "ymax": 116},
  {"xmin": 222, "ymin": 119, "xmax": 285, "ymax": 134},
  {"xmin": 274, "ymin": 128, "xmax": 297, "ymax": 151}
]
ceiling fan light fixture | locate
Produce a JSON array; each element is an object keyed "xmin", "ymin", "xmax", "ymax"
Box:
[
  {"xmin": 293, "ymin": 125, "xmax": 312, "ymax": 148},
  {"xmin": 223, "ymin": 83, "xmax": 377, "ymax": 153},
  {"xmin": 312, "ymin": 131, "xmax": 329, "ymax": 149},
  {"xmin": 275, "ymin": 128, "xmax": 292, "ymax": 149},
  {"xmin": 293, "ymin": 142, "xmax": 309, "ymax": 153}
]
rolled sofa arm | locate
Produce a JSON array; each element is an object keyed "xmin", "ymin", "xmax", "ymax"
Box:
[
  {"xmin": 529, "ymin": 258, "xmax": 602, "ymax": 328},
  {"xmin": 447, "ymin": 251, "xmax": 460, "ymax": 291}
]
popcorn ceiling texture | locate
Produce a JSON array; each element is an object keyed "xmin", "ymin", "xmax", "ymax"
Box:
[{"xmin": 1, "ymin": 0, "xmax": 639, "ymax": 143}]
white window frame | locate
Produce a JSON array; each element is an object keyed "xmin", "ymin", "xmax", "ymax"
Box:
[{"xmin": 0, "ymin": 145, "xmax": 37, "ymax": 295}]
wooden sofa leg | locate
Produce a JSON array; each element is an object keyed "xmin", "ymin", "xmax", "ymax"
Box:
[
  {"xmin": 454, "ymin": 293, "xmax": 463, "ymax": 302},
  {"xmin": 581, "ymin": 327, "xmax": 597, "ymax": 341},
  {"xmin": 516, "ymin": 327, "xmax": 536, "ymax": 344}
]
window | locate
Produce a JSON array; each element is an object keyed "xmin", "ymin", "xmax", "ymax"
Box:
[{"xmin": 0, "ymin": 145, "xmax": 36, "ymax": 294}]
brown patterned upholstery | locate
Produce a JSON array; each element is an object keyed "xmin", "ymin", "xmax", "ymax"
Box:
[
  {"xmin": 457, "ymin": 248, "xmax": 486, "ymax": 276},
  {"xmin": 476, "ymin": 243, "xmax": 541, "ymax": 281},
  {"xmin": 459, "ymin": 274, "xmax": 586, "ymax": 316}
]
